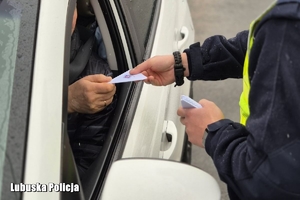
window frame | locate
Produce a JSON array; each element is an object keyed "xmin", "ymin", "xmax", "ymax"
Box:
[{"xmin": 116, "ymin": 0, "xmax": 161, "ymax": 63}]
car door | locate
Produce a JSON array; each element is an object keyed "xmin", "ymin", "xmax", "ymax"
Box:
[
  {"xmin": 113, "ymin": 0, "xmax": 195, "ymax": 161},
  {"xmin": 22, "ymin": 0, "xmax": 84, "ymax": 199},
  {"xmin": 80, "ymin": 0, "xmax": 195, "ymax": 199},
  {"xmin": 87, "ymin": 0, "xmax": 195, "ymax": 168},
  {"xmin": 158, "ymin": 0, "xmax": 195, "ymax": 161},
  {"xmin": 0, "ymin": 0, "xmax": 81, "ymax": 200}
]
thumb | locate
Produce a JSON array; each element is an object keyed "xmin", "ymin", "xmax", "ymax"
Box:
[
  {"xmin": 199, "ymin": 99, "xmax": 213, "ymax": 107},
  {"xmin": 130, "ymin": 60, "xmax": 152, "ymax": 75},
  {"xmin": 83, "ymin": 74, "xmax": 112, "ymax": 83}
]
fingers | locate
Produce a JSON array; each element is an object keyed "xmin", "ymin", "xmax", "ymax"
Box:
[
  {"xmin": 101, "ymin": 95, "xmax": 114, "ymax": 108},
  {"xmin": 83, "ymin": 74, "xmax": 113, "ymax": 83},
  {"xmin": 68, "ymin": 77, "xmax": 116, "ymax": 114},
  {"xmin": 177, "ymin": 106, "xmax": 200, "ymax": 118},
  {"xmin": 89, "ymin": 95, "xmax": 115, "ymax": 113},
  {"xmin": 93, "ymin": 82, "xmax": 116, "ymax": 94},
  {"xmin": 130, "ymin": 60, "xmax": 152, "ymax": 75},
  {"xmin": 94, "ymin": 83, "xmax": 115, "ymax": 107},
  {"xmin": 77, "ymin": 75, "xmax": 116, "ymax": 94},
  {"xmin": 145, "ymin": 76, "xmax": 158, "ymax": 85},
  {"xmin": 177, "ymin": 107, "xmax": 185, "ymax": 117},
  {"xmin": 177, "ymin": 107, "xmax": 187, "ymax": 125},
  {"xmin": 180, "ymin": 116, "xmax": 186, "ymax": 125}
]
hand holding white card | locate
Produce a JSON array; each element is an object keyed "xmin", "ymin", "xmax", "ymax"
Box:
[
  {"xmin": 181, "ymin": 95, "xmax": 202, "ymax": 109},
  {"xmin": 109, "ymin": 70, "xmax": 147, "ymax": 84}
]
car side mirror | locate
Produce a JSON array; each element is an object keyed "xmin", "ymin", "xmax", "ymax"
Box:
[{"xmin": 100, "ymin": 158, "xmax": 221, "ymax": 200}]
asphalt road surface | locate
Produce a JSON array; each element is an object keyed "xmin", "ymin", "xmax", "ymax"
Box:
[{"xmin": 187, "ymin": 0, "xmax": 274, "ymax": 199}]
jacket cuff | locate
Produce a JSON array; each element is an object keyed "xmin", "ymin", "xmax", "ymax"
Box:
[
  {"xmin": 204, "ymin": 119, "xmax": 233, "ymax": 152},
  {"xmin": 184, "ymin": 42, "xmax": 203, "ymax": 80}
]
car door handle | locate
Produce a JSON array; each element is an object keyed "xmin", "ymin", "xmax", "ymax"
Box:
[
  {"xmin": 160, "ymin": 120, "xmax": 178, "ymax": 159},
  {"xmin": 177, "ymin": 26, "xmax": 189, "ymax": 50}
]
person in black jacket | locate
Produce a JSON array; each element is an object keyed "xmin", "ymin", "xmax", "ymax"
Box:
[
  {"xmin": 68, "ymin": 4, "xmax": 117, "ymax": 178},
  {"xmin": 130, "ymin": 1, "xmax": 300, "ymax": 199}
]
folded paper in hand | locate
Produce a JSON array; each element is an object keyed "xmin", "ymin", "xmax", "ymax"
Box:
[
  {"xmin": 181, "ymin": 95, "xmax": 202, "ymax": 109},
  {"xmin": 109, "ymin": 70, "xmax": 147, "ymax": 84}
]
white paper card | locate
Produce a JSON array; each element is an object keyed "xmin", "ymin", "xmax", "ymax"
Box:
[
  {"xmin": 181, "ymin": 95, "xmax": 202, "ymax": 109},
  {"xmin": 109, "ymin": 70, "xmax": 147, "ymax": 84}
]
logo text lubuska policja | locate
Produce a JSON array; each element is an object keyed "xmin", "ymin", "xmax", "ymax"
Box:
[{"xmin": 11, "ymin": 183, "xmax": 80, "ymax": 192}]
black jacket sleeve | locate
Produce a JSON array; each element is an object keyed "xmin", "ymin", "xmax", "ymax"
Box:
[
  {"xmin": 184, "ymin": 30, "xmax": 248, "ymax": 80},
  {"xmin": 204, "ymin": 5, "xmax": 300, "ymax": 200}
]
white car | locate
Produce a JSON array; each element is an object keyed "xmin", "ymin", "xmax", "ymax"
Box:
[{"xmin": 0, "ymin": 0, "xmax": 220, "ymax": 199}]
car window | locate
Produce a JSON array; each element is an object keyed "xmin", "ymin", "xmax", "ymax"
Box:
[
  {"xmin": 117, "ymin": 0, "xmax": 158, "ymax": 62},
  {"xmin": 0, "ymin": 0, "xmax": 39, "ymax": 199}
]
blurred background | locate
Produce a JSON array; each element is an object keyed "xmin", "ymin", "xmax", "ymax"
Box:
[{"xmin": 187, "ymin": 0, "xmax": 274, "ymax": 199}]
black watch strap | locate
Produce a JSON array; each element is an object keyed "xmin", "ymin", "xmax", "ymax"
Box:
[{"xmin": 173, "ymin": 51, "xmax": 185, "ymax": 87}]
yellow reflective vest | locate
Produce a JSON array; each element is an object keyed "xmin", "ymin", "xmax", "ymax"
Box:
[{"xmin": 239, "ymin": 3, "xmax": 276, "ymax": 125}]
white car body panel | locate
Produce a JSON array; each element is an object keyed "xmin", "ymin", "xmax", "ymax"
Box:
[
  {"xmin": 163, "ymin": 0, "xmax": 195, "ymax": 160},
  {"xmin": 101, "ymin": 159, "xmax": 221, "ymax": 200},
  {"xmin": 122, "ymin": 0, "xmax": 194, "ymax": 160},
  {"xmin": 23, "ymin": 0, "xmax": 69, "ymax": 199},
  {"xmin": 122, "ymin": 84, "xmax": 170, "ymax": 158}
]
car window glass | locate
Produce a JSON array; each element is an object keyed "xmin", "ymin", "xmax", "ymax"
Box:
[
  {"xmin": 118, "ymin": 0, "xmax": 157, "ymax": 62},
  {"xmin": 0, "ymin": 1, "xmax": 21, "ymax": 196},
  {"xmin": 0, "ymin": 0, "xmax": 38, "ymax": 199}
]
